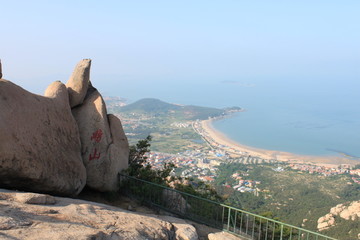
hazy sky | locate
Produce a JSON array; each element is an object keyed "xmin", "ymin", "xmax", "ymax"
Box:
[{"xmin": 2, "ymin": 1, "xmax": 359, "ymax": 103}]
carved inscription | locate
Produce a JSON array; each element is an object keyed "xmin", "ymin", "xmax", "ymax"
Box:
[
  {"xmin": 89, "ymin": 148, "xmax": 100, "ymax": 161},
  {"xmin": 89, "ymin": 129, "xmax": 103, "ymax": 161},
  {"xmin": 90, "ymin": 129, "xmax": 103, "ymax": 143}
]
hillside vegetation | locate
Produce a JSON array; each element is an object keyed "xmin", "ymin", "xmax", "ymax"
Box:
[
  {"xmin": 214, "ymin": 162, "xmax": 360, "ymax": 240},
  {"xmin": 107, "ymin": 98, "xmax": 240, "ymax": 152},
  {"xmin": 119, "ymin": 98, "xmax": 227, "ymax": 120}
]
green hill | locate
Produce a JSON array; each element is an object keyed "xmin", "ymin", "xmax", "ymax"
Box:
[
  {"xmin": 120, "ymin": 98, "xmax": 181, "ymax": 113},
  {"xmin": 119, "ymin": 98, "xmax": 227, "ymax": 120}
]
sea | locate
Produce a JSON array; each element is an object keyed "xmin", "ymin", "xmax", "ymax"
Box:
[{"xmin": 106, "ymin": 76, "xmax": 360, "ymax": 158}]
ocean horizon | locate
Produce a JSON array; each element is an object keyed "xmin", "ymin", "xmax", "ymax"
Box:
[
  {"xmin": 208, "ymin": 79, "xmax": 360, "ymax": 158},
  {"xmin": 108, "ymin": 76, "xmax": 360, "ymax": 159}
]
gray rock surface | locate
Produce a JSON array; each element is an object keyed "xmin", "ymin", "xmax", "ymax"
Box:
[
  {"xmin": 66, "ymin": 59, "xmax": 91, "ymax": 108},
  {"xmin": 14, "ymin": 193, "xmax": 56, "ymax": 205},
  {"xmin": 0, "ymin": 80, "xmax": 86, "ymax": 196},
  {"xmin": 107, "ymin": 114, "xmax": 130, "ymax": 183},
  {"xmin": 158, "ymin": 216, "xmax": 198, "ymax": 240},
  {"xmin": 72, "ymin": 86, "xmax": 129, "ymax": 191},
  {"xmin": 0, "ymin": 189, "xmax": 198, "ymax": 240}
]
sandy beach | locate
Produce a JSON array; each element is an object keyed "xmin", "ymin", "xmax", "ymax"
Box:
[{"xmin": 200, "ymin": 119, "xmax": 359, "ymax": 168}]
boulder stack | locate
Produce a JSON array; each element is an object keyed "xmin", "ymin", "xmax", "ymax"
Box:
[
  {"xmin": 67, "ymin": 61, "xmax": 129, "ymax": 192},
  {"xmin": 0, "ymin": 59, "xmax": 129, "ymax": 195},
  {"xmin": 65, "ymin": 59, "xmax": 91, "ymax": 107},
  {"xmin": 0, "ymin": 80, "xmax": 86, "ymax": 196}
]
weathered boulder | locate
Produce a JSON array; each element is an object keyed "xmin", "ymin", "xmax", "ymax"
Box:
[
  {"xmin": 72, "ymin": 85, "xmax": 129, "ymax": 191},
  {"xmin": 107, "ymin": 114, "xmax": 130, "ymax": 181},
  {"xmin": 317, "ymin": 201, "xmax": 360, "ymax": 231},
  {"xmin": 317, "ymin": 213, "xmax": 335, "ymax": 231},
  {"xmin": 66, "ymin": 59, "xmax": 91, "ymax": 108},
  {"xmin": 14, "ymin": 192, "xmax": 56, "ymax": 205},
  {"xmin": 163, "ymin": 189, "xmax": 189, "ymax": 214},
  {"xmin": 158, "ymin": 216, "xmax": 198, "ymax": 240},
  {"xmin": 0, "ymin": 79, "xmax": 86, "ymax": 196}
]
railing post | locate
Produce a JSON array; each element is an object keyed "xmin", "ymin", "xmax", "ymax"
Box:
[
  {"xmin": 252, "ymin": 215, "xmax": 255, "ymax": 238},
  {"xmin": 227, "ymin": 207, "xmax": 231, "ymax": 231},
  {"xmin": 258, "ymin": 217, "xmax": 262, "ymax": 240},
  {"xmin": 233, "ymin": 210, "xmax": 237, "ymax": 234},
  {"xmin": 265, "ymin": 220, "xmax": 269, "ymax": 240},
  {"xmin": 280, "ymin": 224, "xmax": 284, "ymax": 240}
]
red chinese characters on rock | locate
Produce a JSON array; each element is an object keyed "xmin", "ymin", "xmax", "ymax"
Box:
[
  {"xmin": 89, "ymin": 129, "xmax": 103, "ymax": 161},
  {"xmin": 90, "ymin": 129, "xmax": 103, "ymax": 143},
  {"xmin": 89, "ymin": 148, "xmax": 100, "ymax": 161}
]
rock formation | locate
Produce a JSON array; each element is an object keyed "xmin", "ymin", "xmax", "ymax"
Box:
[
  {"xmin": 65, "ymin": 59, "xmax": 91, "ymax": 107},
  {"xmin": 0, "ymin": 59, "xmax": 129, "ymax": 195},
  {"xmin": 317, "ymin": 201, "xmax": 360, "ymax": 231},
  {"xmin": 0, "ymin": 79, "xmax": 86, "ymax": 196},
  {"xmin": 68, "ymin": 62, "xmax": 129, "ymax": 192},
  {"xmin": 0, "ymin": 189, "xmax": 199, "ymax": 240}
]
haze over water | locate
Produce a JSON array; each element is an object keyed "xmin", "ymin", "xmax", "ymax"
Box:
[
  {"xmin": 210, "ymin": 78, "xmax": 360, "ymax": 157},
  {"xmin": 113, "ymin": 75, "xmax": 360, "ymax": 158},
  {"xmin": 2, "ymin": 2, "xmax": 359, "ymax": 158}
]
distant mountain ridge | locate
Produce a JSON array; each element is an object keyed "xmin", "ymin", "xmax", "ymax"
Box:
[{"xmin": 118, "ymin": 98, "xmax": 241, "ymax": 120}]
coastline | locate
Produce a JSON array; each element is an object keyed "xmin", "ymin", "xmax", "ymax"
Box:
[{"xmin": 200, "ymin": 119, "xmax": 359, "ymax": 168}]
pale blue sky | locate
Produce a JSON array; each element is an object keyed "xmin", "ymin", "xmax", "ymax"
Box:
[{"xmin": 1, "ymin": 0, "xmax": 359, "ymax": 103}]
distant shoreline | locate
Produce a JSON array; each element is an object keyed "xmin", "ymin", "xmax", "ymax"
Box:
[{"xmin": 200, "ymin": 118, "xmax": 359, "ymax": 167}]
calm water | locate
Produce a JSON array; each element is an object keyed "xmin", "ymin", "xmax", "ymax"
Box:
[
  {"xmin": 109, "ymin": 76, "xmax": 360, "ymax": 157},
  {"xmin": 210, "ymin": 79, "xmax": 360, "ymax": 157}
]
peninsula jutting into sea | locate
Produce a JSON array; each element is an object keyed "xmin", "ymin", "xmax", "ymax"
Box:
[{"xmin": 107, "ymin": 97, "xmax": 360, "ymax": 168}]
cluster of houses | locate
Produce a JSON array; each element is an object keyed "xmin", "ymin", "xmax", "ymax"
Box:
[
  {"xmin": 145, "ymin": 151, "xmax": 218, "ymax": 181},
  {"xmin": 288, "ymin": 163, "xmax": 360, "ymax": 184},
  {"xmin": 230, "ymin": 172, "xmax": 261, "ymax": 194},
  {"xmin": 170, "ymin": 122, "xmax": 191, "ymax": 128}
]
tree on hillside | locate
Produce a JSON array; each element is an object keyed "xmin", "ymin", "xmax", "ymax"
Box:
[
  {"xmin": 125, "ymin": 135, "xmax": 175, "ymax": 184},
  {"xmin": 125, "ymin": 135, "xmax": 222, "ymax": 201}
]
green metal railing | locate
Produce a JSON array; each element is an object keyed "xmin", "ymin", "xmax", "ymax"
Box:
[{"xmin": 119, "ymin": 174, "xmax": 337, "ymax": 240}]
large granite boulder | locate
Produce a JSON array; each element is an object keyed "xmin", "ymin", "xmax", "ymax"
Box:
[
  {"xmin": 108, "ymin": 114, "xmax": 130, "ymax": 177},
  {"xmin": 0, "ymin": 80, "xmax": 87, "ymax": 196},
  {"xmin": 65, "ymin": 59, "xmax": 91, "ymax": 108},
  {"xmin": 72, "ymin": 85, "xmax": 129, "ymax": 191}
]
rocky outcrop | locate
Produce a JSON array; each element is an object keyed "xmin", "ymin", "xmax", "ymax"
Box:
[
  {"xmin": 0, "ymin": 189, "xmax": 198, "ymax": 240},
  {"xmin": 317, "ymin": 213, "xmax": 335, "ymax": 231},
  {"xmin": 163, "ymin": 189, "xmax": 189, "ymax": 214},
  {"xmin": 0, "ymin": 79, "xmax": 86, "ymax": 196},
  {"xmin": 317, "ymin": 201, "xmax": 360, "ymax": 231},
  {"xmin": 329, "ymin": 201, "xmax": 360, "ymax": 220},
  {"xmin": 71, "ymin": 82, "xmax": 129, "ymax": 192},
  {"xmin": 157, "ymin": 216, "xmax": 198, "ymax": 240},
  {"xmin": 0, "ymin": 59, "xmax": 129, "ymax": 195},
  {"xmin": 65, "ymin": 59, "xmax": 91, "ymax": 107},
  {"xmin": 107, "ymin": 114, "xmax": 129, "ymax": 180}
]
